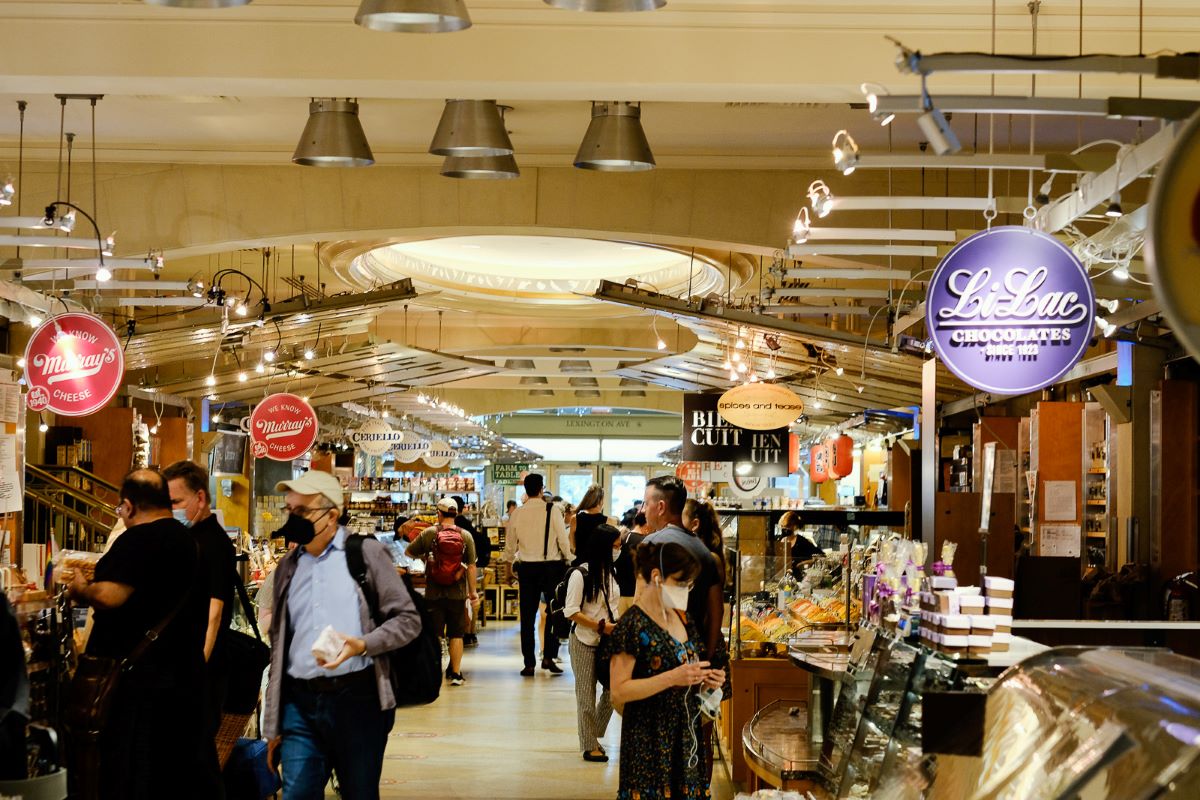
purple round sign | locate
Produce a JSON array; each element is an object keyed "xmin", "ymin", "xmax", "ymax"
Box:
[{"xmin": 926, "ymin": 225, "xmax": 1095, "ymax": 394}]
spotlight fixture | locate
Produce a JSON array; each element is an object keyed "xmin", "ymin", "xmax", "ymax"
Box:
[
  {"xmin": 807, "ymin": 180, "xmax": 834, "ymax": 218},
  {"xmin": 723, "ymin": 358, "xmax": 732, "ymax": 370},
  {"xmin": 1035, "ymin": 174, "xmax": 1056, "ymax": 205},
  {"xmin": 790, "ymin": 207, "xmax": 812, "ymax": 245},
  {"xmin": 834, "ymin": 366, "xmax": 844, "ymax": 376},
  {"xmin": 832, "ymin": 130, "xmax": 859, "ymax": 175},
  {"xmin": 58, "ymin": 210, "xmax": 77, "ymax": 234},
  {"xmin": 264, "ymin": 350, "xmax": 276, "ymax": 363},
  {"xmin": 292, "ymin": 98, "xmax": 375, "ymax": 167},
  {"xmin": 1104, "ymin": 192, "xmax": 1123, "ymax": 218},
  {"xmin": 303, "ymin": 348, "xmax": 315, "ymax": 360},
  {"xmin": 28, "ymin": 314, "xmax": 41, "ymax": 327},
  {"xmin": 237, "ymin": 371, "xmax": 248, "ymax": 382},
  {"xmin": 1096, "ymin": 298, "xmax": 1120, "ymax": 313},
  {"xmin": 441, "ymin": 152, "xmax": 520, "ymax": 180},
  {"xmin": 94, "ymin": 266, "xmax": 112, "ymax": 282},
  {"xmin": 255, "ymin": 362, "xmax": 266, "ymax": 374},
  {"xmin": 1112, "ymin": 263, "xmax": 1130, "ymax": 281},
  {"xmin": 38, "ymin": 415, "xmax": 48, "ymax": 434},
  {"xmin": 861, "ymin": 83, "xmax": 895, "ymax": 126},
  {"xmin": 355, "ymin": 0, "xmax": 471, "ymax": 32},
  {"xmin": 737, "ymin": 362, "xmax": 748, "ymax": 374},
  {"xmin": 766, "ymin": 366, "xmax": 776, "ymax": 379},
  {"xmin": 855, "ymin": 385, "xmax": 865, "ymax": 394},
  {"xmin": 829, "ymin": 392, "xmax": 838, "ymax": 401},
  {"xmin": 1096, "ymin": 317, "xmax": 1118, "ymax": 338},
  {"xmin": 205, "ymin": 374, "xmax": 216, "ymax": 387},
  {"xmin": 212, "ymin": 412, "xmax": 222, "ymax": 424},
  {"xmin": 814, "ymin": 400, "xmax": 823, "ymax": 409},
  {"xmin": 429, "ymin": 100, "xmax": 513, "ymax": 157},
  {"xmin": 235, "ymin": 302, "xmax": 249, "ymax": 317},
  {"xmin": 16, "ymin": 358, "xmax": 25, "ymax": 369},
  {"xmin": 0, "ymin": 178, "xmax": 13, "ymax": 207},
  {"xmin": 574, "ymin": 101, "xmax": 655, "ymax": 172}
]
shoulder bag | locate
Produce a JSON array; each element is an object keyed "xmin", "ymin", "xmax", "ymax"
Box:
[{"xmin": 223, "ymin": 574, "xmax": 272, "ymax": 715}]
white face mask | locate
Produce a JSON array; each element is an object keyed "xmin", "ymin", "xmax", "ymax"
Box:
[{"xmin": 661, "ymin": 582, "xmax": 690, "ymax": 610}]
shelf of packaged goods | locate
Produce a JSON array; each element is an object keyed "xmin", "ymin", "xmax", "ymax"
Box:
[
  {"xmin": 1087, "ymin": 532, "xmax": 1108, "ymax": 539},
  {"xmin": 1087, "ymin": 468, "xmax": 1108, "ymax": 474},
  {"xmin": 1087, "ymin": 500, "xmax": 1108, "ymax": 506}
]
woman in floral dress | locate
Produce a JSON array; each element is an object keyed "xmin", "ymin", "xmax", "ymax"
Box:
[{"xmin": 608, "ymin": 541, "xmax": 726, "ymax": 800}]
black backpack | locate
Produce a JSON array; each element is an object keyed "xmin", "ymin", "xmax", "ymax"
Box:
[
  {"xmin": 345, "ymin": 534, "xmax": 441, "ymax": 707},
  {"xmin": 547, "ymin": 564, "xmax": 586, "ymax": 641}
]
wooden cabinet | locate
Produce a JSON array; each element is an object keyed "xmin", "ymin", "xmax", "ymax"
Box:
[{"xmin": 723, "ymin": 658, "xmax": 810, "ymax": 785}]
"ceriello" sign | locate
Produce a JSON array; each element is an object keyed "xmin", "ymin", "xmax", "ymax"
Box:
[
  {"xmin": 249, "ymin": 393, "xmax": 318, "ymax": 461},
  {"xmin": 349, "ymin": 418, "xmax": 407, "ymax": 456},
  {"xmin": 926, "ymin": 226, "xmax": 1095, "ymax": 395},
  {"xmin": 24, "ymin": 312, "xmax": 125, "ymax": 417}
]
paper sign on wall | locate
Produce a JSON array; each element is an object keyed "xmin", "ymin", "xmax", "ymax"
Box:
[
  {"xmin": 1040, "ymin": 524, "xmax": 1081, "ymax": 558},
  {"xmin": 1044, "ymin": 480, "xmax": 1077, "ymax": 522}
]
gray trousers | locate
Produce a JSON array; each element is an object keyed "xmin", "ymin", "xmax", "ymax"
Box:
[{"xmin": 568, "ymin": 630, "xmax": 614, "ymax": 753}]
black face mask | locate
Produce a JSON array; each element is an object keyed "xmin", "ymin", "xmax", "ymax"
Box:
[{"xmin": 276, "ymin": 513, "xmax": 317, "ymax": 546}]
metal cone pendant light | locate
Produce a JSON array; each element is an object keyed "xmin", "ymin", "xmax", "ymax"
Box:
[
  {"xmin": 574, "ymin": 101, "xmax": 655, "ymax": 172},
  {"xmin": 441, "ymin": 153, "xmax": 520, "ymax": 180},
  {"xmin": 429, "ymin": 100, "xmax": 514, "ymax": 157},
  {"xmin": 292, "ymin": 99, "xmax": 375, "ymax": 167},
  {"xmin": 355, "ymin": 0, "xmax": 472, "ymax": 33}
]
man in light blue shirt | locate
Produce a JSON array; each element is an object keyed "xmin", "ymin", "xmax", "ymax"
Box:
[{"xmin": 262, "ymin": 470, "xmax": 422, "ymax": 800}]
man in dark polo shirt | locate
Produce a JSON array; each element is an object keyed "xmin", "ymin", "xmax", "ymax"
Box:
[{"xmin": 69, "ymin": 468, "xmax": 210, "ymax": 799}]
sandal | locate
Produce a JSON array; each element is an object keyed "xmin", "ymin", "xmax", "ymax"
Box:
[{"xmin": 583, "ymin": 749, "xmax": 609, "ymax": 762}]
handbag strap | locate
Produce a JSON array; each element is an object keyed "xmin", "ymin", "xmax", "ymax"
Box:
[
  {"xmin": 232, "ymin": 568, "xmax": 265, "ymax": 643},
  {"xmin": 123, "ymin": 538, "xmax": 199, "ymax": 670},
  {"xmin": 543, "ymin": 500, "xmax": 552, "ymax": 560}
]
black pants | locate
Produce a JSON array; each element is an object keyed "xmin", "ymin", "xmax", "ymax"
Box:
[{"xmin": 516, "ymin": 560, "xmax": 566, "ymax": 668}]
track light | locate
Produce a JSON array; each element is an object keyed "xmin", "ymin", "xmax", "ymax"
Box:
[
  {"xmin": 856, "ymin": 385, "xmax": 865, "ymax": 394},
  {"xmin": 574, "ymin": 102, "xmax": 655, "ymax": 172},
  {"xmin": 212, "ymin": 412, "xmax": 222, "ymax": 424},
  {"xmin": 429, "ymin": 100, "xmax": 513, "ymax": 157},
  {"xmin": 916, "ymin": 108, "xmax": 962, "ymax": 155},
  {"xmin": 1096, "ymin": 317, "xmax": 1117, "ymax": 338},
  {"xmin": 205, "ymin": 374, "xmax": 216, "ymax": 387},
  {"xmin": 832, "ymin": 130, "xmax": 859, "ymax": 175},
  {"xmin": 1112, "ymin": 263, "xmax": 1130, "ymax": 281},
  {"xmin": 103, "ymin": 234, "xmax": 115, "ymax": 257},
  {"xmin": 723, "ymin": 358, "xmax": 732, "ymax": 370},
  {"xmin": 264, "ymin": 350, "xmax": 276, "ymax": 363},
  {"xmin": 28, "ymin": 314, "xmax": 41, "ymax": 327},
  {"xmin": 737, "ymin": 362, "xmax": 748, "ymax": 374},
  {"xmin": 807, "ymin": 180, "xmax": 834, "ymax": 219},
  {"xmin": 766, "ymin": 366, "xmax": 776, "ymax": 379},
  {"xmin": 255, "ymin": 362, "xmax": 266, "ymax": 374},
  {"xmin": 237, "ymin": 371, "xmax": 248, "ymax": 382},
  {"xmin": 814, "ymin": 400, "xmax": 823, "ymax": 409},
  {"xmin": 188, "ymin": 280, "xmax": 204, "ymax": 298},
  {"xmin": 355, "ymin": 0, "xmax": 471, "ymax": 32},
  {"xmin": 861, "ymin": 83, "xmax": 895, "ymax": 126},
  {"xmin": 94, "ymin": 266, "xmax": 112, "ymax": 282},
  {"xmin": 1105, "ymin": 192, "xmax": 1123, "ymax": 218},
  {"xmin": 58, "ymin": 210, "xmax": 77, "ymax": 234},
  {"xmin": 1096, "ymin": 298, "xmax": 1120, "ymax": 313},
  {"xmin": 834, "ymin": 366, "xmax": 844, "ymax": 376},
  {"xmin": 292, "ymin": 98, "xmax": 375, "ymax": 167},
  {"xmin": 16, "ymin": 358, "xmax": 25, "ymax": 369},
  {"xmin": 1035, "ymin": 174, "xmax": 1056, "ymax": 205},
  {"xmin": 829, "ymin": 392, "xmax": 838, "ymax": 401},
  {"xmin": 0, "ymin": 179, "xmax": 13, "ymax": 207},
  {"xmin": 235, "ymin": 303, "xmax": 248, "ymax": 317},
  {"xmin": 656, "ymin": 337, "xmax": 667, "ymax": 351},
  {"xmin": 303, "ymin": 348, "xmax": 315, "ymax": 360},
  {"xmin": 729, "ymin": 370, "xmax": 738, "ymax": 381},
  {"xmin": 790, "ymin": 207, "xmax": 812, "ymax": 245}
]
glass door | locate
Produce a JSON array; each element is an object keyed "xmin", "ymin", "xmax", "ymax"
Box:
[
  {"xmin": 556, "ymin": 468, "xmax": 597, "ymax": 508},
  {"xmin": 606, "ymin": 468, "xmax": 649, "ymax": 522}
]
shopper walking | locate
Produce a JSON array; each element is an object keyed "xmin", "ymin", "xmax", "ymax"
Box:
[
  {"xmin": 68, "ymin": 469, "xmax": 210, "ymax": 800},
  {"xmin": 571, "ymin": 485, "xmax": 613, "ymax": 567},
  {"xmin": 406, "ymin": 497, "xmax": 477, "ymax": 685},
  {"xmin": 564, "ymin": 522, "xmax": 622, "ymax": 762},
  {"xmin": 505, "ymin": 473, "xmax": 573, "ymax": 676},
  {"xmin": 262, "ymin": 470, "xmax": 422, "ymax": 800},
  {"xmin": 163, "ymin": 460, "xmax": 236, "ymax": 780},
  {"xmin": 609, "ymin": 540, "xmax": 724, "ymax": 800},
  {"xmin": 614, "ymin": 512, "xmax": 649, "ymax": 613},
  {"xmin": 452, "ymin": 495, "xmax": 490, "ymax": 647}
]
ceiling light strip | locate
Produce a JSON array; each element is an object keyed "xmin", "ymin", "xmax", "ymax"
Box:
[
  {"xmin": 787, "ymin": 244, "xmax": 938, "ymax": 257},
  {"xmin": 778, "ymin": 268, "xmax": 912, "ymax": 280},
  {"xmin": 0, "ymin": 234, "xmax": 108, "ymax": 250},
  {"xmin": 829, "ymin": 196, "xmax": 992, "ymax": 212},
  {"xmin": 805, "ymin": 227, "xmax": 957, "ymax": 242},
  {"xmin": 72, "ymin": 280, "xmax": 190, "ymax": 291}
]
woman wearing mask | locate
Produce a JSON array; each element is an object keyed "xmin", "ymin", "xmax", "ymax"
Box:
[
  {"xmin": 609, "ymin": 541, "xmax": 724, "ymax": 800},
  {"xmin": 564, "ymin": 523, "xmax": 623, "ymax": 762},
  {"xmin": 571, "ymin": 485, "xmax": 613, "ymax": 567}
]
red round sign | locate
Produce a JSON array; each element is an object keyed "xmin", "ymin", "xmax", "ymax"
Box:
[
  {"xmin": 23, "ymin": 312, "xmax": 125, "ymax": 417},
  {"xmin": 249, "ymin": 393, "xmax": 319, "ymax": 462}
]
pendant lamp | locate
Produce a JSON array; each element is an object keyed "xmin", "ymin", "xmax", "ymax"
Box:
[
  {"xmin": 574, "ymin": 101, "xmax": 655, "ymax": 172},
  {"xmin": 543, "ymin": 0, "xmax": 664, "ymax": 10},
  {"xmin": 355, "ymin": 0, "xmax": 472, "ymax": 33},
  {"xmin": 429, "ymin": 100, "xmax": 513, "ymax": 157},
  {"xmin": 440, "ymin": 153, "xmax": 520, "ymax": 180},
  {"xmin": 142, "ymin": 0, "xmax": 252, "ymax": 6},
  {"xmin": 292, "ymin": 99, "xmax": 375, "ymax": 167}
]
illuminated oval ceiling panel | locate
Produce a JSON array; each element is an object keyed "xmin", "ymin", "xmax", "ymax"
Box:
[{"xmin": 348, "ymin": 235, "xmax": 725, "ymax": 315}]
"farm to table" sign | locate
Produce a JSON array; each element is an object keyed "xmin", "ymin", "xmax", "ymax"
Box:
[{"xmin": 925, "ymin": 226, "xmax": 1095, "ymax": 395}]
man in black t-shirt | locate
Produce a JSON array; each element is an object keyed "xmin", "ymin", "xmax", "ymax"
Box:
[
  {"xmin": 164, "ymin": 459, "xmax": 236, "ymax": 786},
  {"xmin": 69, "ymin": 469, "xmax": 211, "ymax": 799}
]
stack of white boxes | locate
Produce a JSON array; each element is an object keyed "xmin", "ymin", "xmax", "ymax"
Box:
[{"xmin": 984, "ymin": 576, "xmax": 1015, "ymax": 651}]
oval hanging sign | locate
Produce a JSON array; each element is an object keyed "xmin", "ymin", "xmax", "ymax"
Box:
[
  {"xmin": 1146, "ymin": 110, "xmax": 1200, "ymax": 365},
  {"xmin": 925, "ymin": 225, "xmax": 1095, "ymax": 395},
  {"xmin": 249, "ymin": 392, "xmax": 318, "ymax": 461},
  {"xmin": 23, "ymin": 312, "xmax": 125, "ymax": 417},
  {"xmin": 422, "ymin": 439, "xmax": 458, "ymax": 469},
  {"xmin": 717, "ymin": 382, "xmax": 805, "ymax": 430},
  {"xmin": 392, "ymin": 430, "xmax": 431, "ymax": 463},
  {"xmin": 350, "ymin": 418, "xmax": 406, "ymax": 456}
]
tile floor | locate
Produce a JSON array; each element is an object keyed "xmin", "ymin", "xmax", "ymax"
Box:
[{"xmin": 361, "ymin": 620, "xmax": 739, "ymax": 799}]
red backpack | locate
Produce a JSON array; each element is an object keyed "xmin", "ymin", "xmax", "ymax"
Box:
[{"xmin": 427, "ymin": 525, "xmax": 467, "ymax": 586}]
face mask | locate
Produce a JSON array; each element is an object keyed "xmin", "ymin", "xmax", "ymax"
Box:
[
  {"xmin": 661, "ymin": 582, "xmax": 690, "ymax": 611},
  {"xmin": 276, "ymin": 513, "xmax": 317, "ymax": 546},
  {"xmin": 612, "ymin": 548, "xmax": 622, "ymax": 562},
  {"xmin": 172, "ymin": 508, "xmax": 194, "ymax": 528}
]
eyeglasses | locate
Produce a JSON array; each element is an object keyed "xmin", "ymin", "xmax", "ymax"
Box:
[{"xmin": 284, "ymin": 504, "xmax": 334, "ymax": 517}]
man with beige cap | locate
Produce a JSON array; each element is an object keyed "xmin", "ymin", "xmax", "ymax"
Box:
[{"xmin": 262, "ymin": 469, "xmax": 421, "ymax": 800}]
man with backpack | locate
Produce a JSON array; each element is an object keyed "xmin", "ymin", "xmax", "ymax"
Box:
[
  {"xmin": 263, "ymin": 470, "xmax": 423, "ymax": 800},
  {"xmin": 405, "ymin": 497, "xmax": 477, "ymax": 686}
]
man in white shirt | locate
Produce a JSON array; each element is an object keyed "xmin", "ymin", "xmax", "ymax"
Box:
[{"xmin": 504, "ymin": 473, "xmax": 573, "ymax": 677}]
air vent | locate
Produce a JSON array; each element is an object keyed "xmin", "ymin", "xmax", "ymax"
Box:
[
  {"xmin": 618, "ymin": 377, "xmax": 646, "ymax": 387},
  {"xmin": 549, "ymin": 347, "xmax": 587, "ymax": 353},
  {"xmin": 559, "ymin": 360, "xmax": 592, "ymax": 373},
  {"xmin": 528, "ymin": 389, "xmax": 555, "ymax": 397},
  {"xmin": 616, "ymin": 360, "xmax": 643, "ymax": 370},
  {"xmin": 620, "ymin": 389, "xmax": 646, "ymax": 397},
  {"xmin": 519, "ymin": 376, "xmax": 550, "ymax": 386},
  {"xmin": 574, "ymin": 389, "xmax": 602, "ymax": 398},
  {"xmin": 503, "ymin": 359, "xmax": 536, "ymax": 370},
  {"xmin": 568, "ymin": 376, "xmax": 599, "ymax": 387}
]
